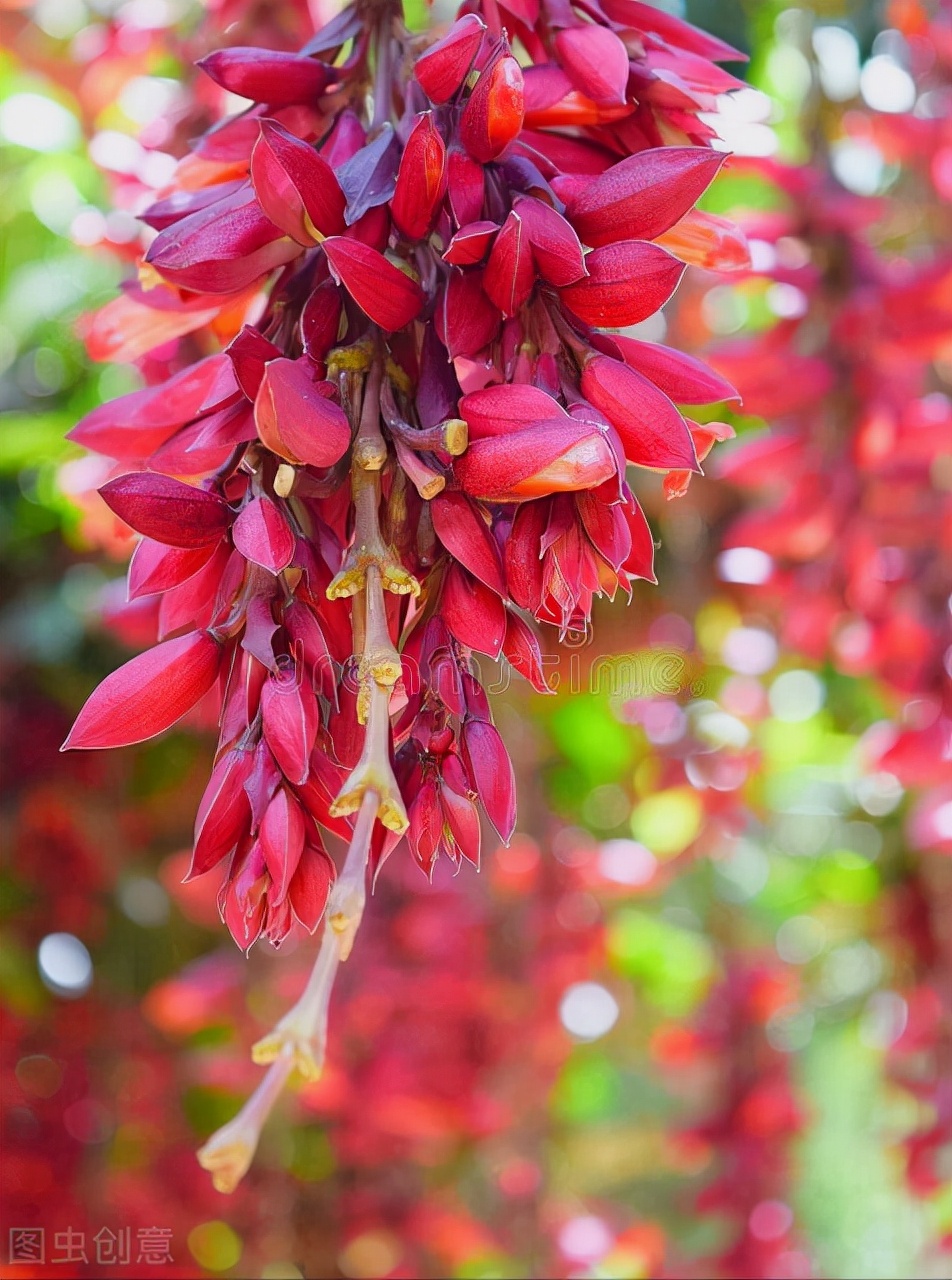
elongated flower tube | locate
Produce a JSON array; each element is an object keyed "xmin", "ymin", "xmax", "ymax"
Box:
[{"xmin": 64, "ymin": 0, "xmax": 748, "ymax": 1189}]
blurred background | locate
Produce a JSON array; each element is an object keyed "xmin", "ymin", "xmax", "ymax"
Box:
[{"xmin": 1, "ymin": 0, "xmax": 950, "ymax": 1277}]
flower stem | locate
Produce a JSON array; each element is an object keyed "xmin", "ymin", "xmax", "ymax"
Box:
[
  {"xmin": 200, "ymin": 347, "xmax": 419, "ymax": 1194},
  {"xmin": 196, "ymin": 1044, "xmax": 296, "ymax": 1193}
]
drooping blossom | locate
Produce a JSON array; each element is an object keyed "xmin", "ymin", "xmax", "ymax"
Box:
[{"xmin": 61, "ymin": 0, "xmax": 747, "ymax": 1188}]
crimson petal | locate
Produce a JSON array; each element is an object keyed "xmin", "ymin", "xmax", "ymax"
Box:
[
  {"xmin": 581, "ymin": 354, "xmax": 699, "ymax": 471},
  {"xmin": 560, "ymin": 240, "xmax": 685, "ymax": 328},
  {"xmin": 322, "ymin": 237, "xmax": 425, "ymax": 331},
  {"xmin": 430, "ymin": 491, "xmax": 506, "ymax": 594},
  {"xmin": 232, "ymin": 496, "xmax": 296, "ymax": 574},
  {"xmin": 392, "ymin": 113, "xmax": 447, "ymax": 240},
  {"xmin": 460, "ymin": 54, "xmax": 525, "ymax": 164},
  {"xmin": 462, "ymin": 718, "xmax": 516, "ymax": 842},
  {"xmin": 441, "ymin": 564, "xmax": 507, "ymax": 658},
  {"xmin": 436, "ymin": 270, "xmax": 501, "ymax": 359},
  {"xmin": 597, "ymin": 333, "xmax": 740, "ymax": 404},
  {"xmin": 254, "ymin": 357, "xmax": 351, "ymax": 467},
  {"xmin": 566, "ymin": 147, "xmax": 726, "ymax": 248},
  {"xmin": 62, "ymin": 631, "xmax": 222, "ymax": 750},
  {"xmin": 197, "ymin": 47, "xmax": 331, "ymax": 107},
  {"xmin": 251, "ymin": 120, "xmax": 346, "ymax": 244},
  {"xmin": 415, "ymin": 14, "xmax": 486, "ymax": 103},
  {"xmin": 483, "ymin": 209, "xmax": 535, "ymax": 317},
  {"xmin": 100, "ymin": 473, "xmax": 232, "ymax": 548}
]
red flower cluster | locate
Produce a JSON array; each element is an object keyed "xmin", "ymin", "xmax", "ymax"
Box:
[
  {"xmin": 62, "ymin": 0, "xmax": 744, "ymax": 1188},
  {"xmin": 690, "ymin": 0, "xmax": 952, "ymax": 1229},
  {"xmin": 660, "ymin": 962, "xmax": 807, "ymax": 1280}
]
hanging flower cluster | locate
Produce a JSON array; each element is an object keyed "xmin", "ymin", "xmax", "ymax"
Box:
[
  {"xmin": 664, "ymin": 961, "xmax": 807, "ymax": 1280},
  {"xmin": 61, "ymin": 0, "xmax": 745, "ymax": 1189},
  {"xmin": 687, "ymin": 0, "xmax": 952, "ymax": 1233}
]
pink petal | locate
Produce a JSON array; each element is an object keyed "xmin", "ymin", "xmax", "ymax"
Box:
[
  {"xmin": 261, "ymin": 671, "xmax": 318, "ymax": 785},
  {"xmin": 260, "ymin": 787, "xmax": 306, "ymax": 904},
  {"xmin": 502, "ymin": 611, "xmax": 553, "ymax": 693},
  {"xmin": 407, "ymin": 779, "xmax": 443, "ymax": 875},
  {"xmin": 220, "ymin": 647, "xmax": 268, "ymax": 748},
  {"xmin": 128, "ymin": 539, "xmax": 218, "ymax": 600},
  {"xmin": 81, "ymin": 291, "xmax": 224, "ymax": 365},
  {"xmin": 69, "ymin": 353, "xmax": 239, "ymax": 458},
  {"xmin": 188, "ymin": 748, "xmax": 254, "ymax": 879},
  {"xmin": 505, "ymin": 501, "xmax": 548, "ymax": 612},
  {"xmin": 597, "ymin": 334, "xmax": 740, "ymax": 404},
  {"xmin": 157, "ymin": 542, "xmax": 236, "ymax": 639},
  {"xmin": 598, "ymin": 0, "xmax": 744, "ymax": 62},
  {"xmin": 439, "ymin": 756, "xmax": 481, "ymax": 866},
  {"xmin": 287, "ymin": 844, "xmax": 335, "ymax": 932}
]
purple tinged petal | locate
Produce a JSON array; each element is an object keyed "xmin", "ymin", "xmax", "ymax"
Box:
[{"xmin": 145, "ymin": 183, "xmax": 300, "ymax": 295}]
